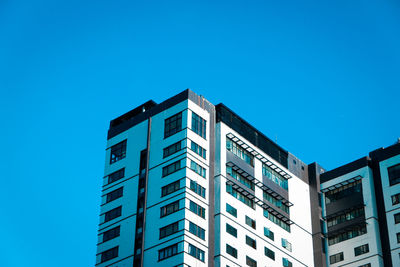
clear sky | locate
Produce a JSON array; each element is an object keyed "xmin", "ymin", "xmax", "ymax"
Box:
[{"xmin": 0, "ymin": 0, "xmax": 399, "ymax": 266}]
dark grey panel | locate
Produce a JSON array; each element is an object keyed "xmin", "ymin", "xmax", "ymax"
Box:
[
  {"xmin": 325, "ymin": 193, "xmax": 363, "ymax": 216},
  {"xmin": 226, "ymin": 150, "xmax": 255, "ymax": 177},
  {"xmin": 327, "ymin": 215, "xmax": 365, "ymax": 235},
  {"xmin": 261, "ymin": 175, "xmax": 289, "ymax": 201},
  {"xmin": 216, "ymin": 103, "xmax": 289, "ymax": 168},
  {"xmin": 287, "ymin": 153, "xmax": 309, "ymax": 183},
  {"xmin": 320, "ymin": 157, "xmax": 370, "ymax": 183}
]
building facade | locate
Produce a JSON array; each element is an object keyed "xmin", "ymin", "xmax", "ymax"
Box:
[{"xmin": 95, "ymin": 89, "xmax": 400, "ymax": 267}]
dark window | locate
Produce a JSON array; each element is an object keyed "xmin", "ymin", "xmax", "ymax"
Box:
[
  {"xmin": 264, "ymin": 246, "xmax": 275, "ymax": 260},
  {"xmin": 325, "ymin": 180, "xmax": 362, "ymax": 204},
  {"xmin": 160, "ymin": 200, "xmax": 180, "ymax": 217},
  {"xmin": 397, "ymin": 232, "xmax": 400, "ymax": 243},
  {"xmin": 107, "ymin": 168, "xmax": 125, "ymax": 184},
  {"xmin": 393, "ymin": 193, "xmax": 400, "ymax": 205},
  {"xmin": 245, "ymin": 216, "xmax": 256, "ymax": 229},
  {"xmin": 227, "ymin": 165, "xmax": 255, "ymax": 190},
  {"xmin": 329, "ymin": 252, "xmax": 344, "ymax": 264},
  {"xmin": 282, "ymin": 258, "xmax": 293, "ymax": 267},
  {"xmin": 191, "ymin": 141, "xmax": 206, "ymax": 159},
  {"xmin": 164, "ymin": 112, "xmax": 182, "ymax": 138},
  {"xmin": 158, "ymin": 243, "xmax": 178, "ymax": 261},
  {"xmin": 328, "ymin": 225, "xmax": 367, "ymax": 245},
  {"xmin": 162, "ymin": 160, "xmax": 182, "ymax": 177},
  {"xmin": 226, "ymin": 223, "xmax": 237, "ymax": 237},
  {"xmin": 163, "ymin": 141, "xmax": 182, "ymax": 158},
  {"xmin": 188, "ymin": 243, "xmax": 205, "ymax": 262},
  {"xmin": 104, "ymin": 206, "xmax": 122, "ymax": 223},
  {"xmin": 189, "ymin": 221, "xmax": 205, "ymax": 240},
  {"xmin": 159, "ymin": 221, "xmax": 179, "ymax": 239},
  {"xmin": 102, "ymin": 226, "xmax": 120, "ymax": 242},
  {"xmin": 190, "ymin": 180, "xmax": 206, "ymax": 198},
  {"xmin": 110, "ymin": 140, "xmax": 127, "ymax": 164},
  {"xmin": 389, "ymin": 164, "xmax": 400, "ymax": 186},
  {"xmin": 190, "ymin": 160, "xmax": 206, "ymax": 178},
  {"xmin": 246, "ymin": 235, "xmax": 256, "ymax": 249},
  {"xmin": 395, "ymin": 213, "xmax": 400, "ymax": 224},
  {"xmin": 226, "ymin": 203, "xmax": 237, "ymax": 217},
  {"xmin": 327, "ymin": 207, "xmax": 364, "ymax": 228},
  {"xmin": 226, "ymin": 244, "xmax": 237, "ymax": 258},
  {"xmin": 358, "ymin": 264, "xmax": 371, "ymax": 267},
  {"xmin": 189, "ymin": 200, "xmax": 205, "ymax": 218},
  {"xmin": 246, "ymin": 256, "xmax": 257, "ymax": 267},
  {"xmin": 264, "ymin": 227, "xmax": 274, "ymax": 241},
  {"xmin": 161, "ymin": 180, "xmax": 180, "ymax": 197},
  {"xmin": 191, "ymin": 112, "xmax": 206, "ymax": 139},
  {"xmin": 106, "ymin": 187, "xmax": 123, "ymax": 203},
  {"xmin": 354, "ymin": 244, "xmax": 369, "ymax": 256},
  {"xmin": 101, "ymin": 246, "xmax": 118, "ymax": 263}
]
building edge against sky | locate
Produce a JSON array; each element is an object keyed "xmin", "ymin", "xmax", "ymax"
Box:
[{"xmin": 95, "ymin": 89, "xmax": 400, "ymax": 267}]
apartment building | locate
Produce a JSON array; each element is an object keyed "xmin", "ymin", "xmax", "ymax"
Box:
[{"xmin": 95, "ymin": 89, "xmax": 400, "ymax": 267}]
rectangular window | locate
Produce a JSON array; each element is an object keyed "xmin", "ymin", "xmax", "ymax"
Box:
[
  {"xmin": 226, "ymin": 203, "xmax": 237, "ymax": 217},
  {"xmin": 388, "ymin": 164, "xmax": 400, "ymax": 186},
  {"xmin": 102, "ymin": 226, "xmax": 120, "ymax": 242},
  {"xmin": 161, "ymin": 180, "xmax": 181, "ymax": 197},
  {"xmin": 226, "ymin": 138, "xmax": 254, "ymax": 166},
  {"xmin": 262, "ymin": 164, "xmax": 288, "ymax": 190},
  {"xmin": 329, "ymin": 252, "xmax": 344, "ymax": 264},
  {"xmin": 354, "ymin": 244, "xmax": 369, "ymax": 256},
  {"xmin": 189, "ymin": 200, "xmax": 205, "ymax": 218},
  {"xmin": 160, "ymin": 200, "xmax": 180, "ymax": 217},
  {"xmin": 190, "ymin": 179, "xmax": 206, "ymax": 198},
  {"xmin": 397, "ymin": 232, "xmax": 400, "ymax": 243},
  {"xmin": 106, "ymin": 187, "xmax": 123, "ymax": 203},
  {"xmin": 325, "ymin": 180, "xmax": 362, "ymax": 204},
  {"xmin": 226, "ymin": 244, "xmax": 237, "ymax": 258},
  {"xmin": 263, "ymin": 209, "xmax": 290, "ymax": 232},
  {"xmin": 101, "ymin": 246, "xmax": 118, "ymax": 263},
  {"xmin": 263, "ymin": 190, "xmax": 289, "ymax": 214},
  {"xmin": 393, "ymin": 193, "xmax": 400, "ymax": 205},
  {"xmin": 110, "ymin": 140, "xmax": 127, "ymax": 164},
  {"xmin": 226, "ymin": 183, "xmax": 255, "ymax": 209},
  {"xmin": 107, "ymin": 168, "xmax": 125, "ymax": 184},
  {"xmin": 281, "ymin": 238, "xmax": 292, "ymax": 252},
  {"xmin": 282, "ymin": 258, "xmax": 293, "ymax": 267},
  {"xmin": 359, "ymin": 264, "xmax": 371, "ymax": 267},
  {"xmin": 246, "ymin": 235, "xmax": 256, "ymax": 249},
  {"xmin": 189, "ymin": 221, "xmax": 205, "ymax": 240},
  {"xmin": 327, "ymin": 207, "xmax": 364, "ymax": 228},
  {"xmin": 192, "ymin": 112, "xmax": 206, "ymax": 139},
  {"xmin": 264, "ymin": 227, "xmax": 274, "ymax": 241},
  {"xmin": 158, "ymin": 243, "xmax": 178, "ymax": 261},
  {"xmin": 164, "ymin": 112, "xmax": 182, "ymax": 138},
  {"xmin": 190, "ymin": 160, "xmax": 206, "ymax": 178},
  {"xmin": 159, "ymin": 221, "xmax": 179, "ymax": 239},
  {"xmin": 188, "ymin": 243, "xmax": 205, "ymax": 262},
  {"xmin": 104, "ymin": 206, "xmax": 122, "ymax": 223},
  {"xmin": 162, "ymin": 160, "xmax": 182, "ymax": 177},
  {"xmin": 191, "ymin": 140, "xmax": 206, "ymax": 159},
  {"xmin": 246, "ymin": 256, "xmax": 257, "ymax": 267},
  {"xmin": 245, "ymin": 216, "xmax": 256, "ymax": 229},
  {"xmin": 395, "ymin": 213, "xmax": 400, "ymax": 224},
  {"xmin": 227, "ymin": 165, "xmax": 255, "ymax": 190},
  {"xmin": 226, "ymin": 223, "xmax": 237, "ymax": 237},
  {"xmin": 163, "ymin": 141, "xmax": 182, "ymax": 158},
  {"xmin": 328, "ymin": 225, "xmax": 367, "ymax": 245},
  {"xmin": 264, "ymin": 246, "xmax": 275, "ymax": 260}
]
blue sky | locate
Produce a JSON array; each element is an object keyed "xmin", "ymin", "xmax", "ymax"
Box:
[{"xmin": 1, "ymin": 0, "xmax": 399, "ymax": 266}]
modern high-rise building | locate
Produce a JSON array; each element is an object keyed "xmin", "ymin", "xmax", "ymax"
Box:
[{"xmin": 95, "ymin": 89, "xmax": 400, "ymax": 267}]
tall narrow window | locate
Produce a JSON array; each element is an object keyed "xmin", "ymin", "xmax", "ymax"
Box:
[
  {"xmin": 192, "ymin": 112, "xmax": 206, "ymax": 139},
  {"xmin": 164, "ymin": 112, "xmax": 182, "ymax": 138},
  {"xmin": 388, "ymin": 164, "xmax": 400, "ymax": 186},
  {"xmin": 110, "ymin": 140, "xmax": 127, "ymax": 164}
]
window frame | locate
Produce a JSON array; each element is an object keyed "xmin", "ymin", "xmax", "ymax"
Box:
[
  {"xmin": 110, "ymin": 140, "xmax": 127, "ymax": 164},
  {"xmin": 164, "ymin": 112, "xmax": 183, "ymax": 138}
]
